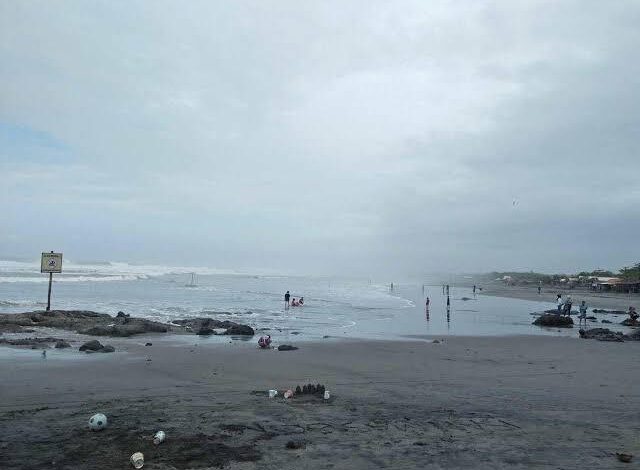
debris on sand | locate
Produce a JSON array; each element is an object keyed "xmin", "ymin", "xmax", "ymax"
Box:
[
  {"xmin": 277, "ymin": 344, "xmax": 298, "ymax": 351},
  {"xmin": 533, "ymin": 314, "xmax": 573, "ymax": 328},
  {"xmin": 153, "ymin": 431, "xmax": 166, "ymax": 445},
  {"xmin": 616, "ymin": 452, "xmax": 633, "ymax": 463},
  {"xmin": 285, "ymin": 440, "xmax": 306, "ymax": 449},
  {"xmin": 88, "ymin": 413, "xmax": 108, "ymax": 431},
  {"xmin": 130, "ymin": 451, "xmax": 144, "ymax": 469}
]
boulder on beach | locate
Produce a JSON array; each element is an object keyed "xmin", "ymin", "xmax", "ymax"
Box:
[
  {"xmin": 79, "ymin": 340, "xmax": 115, "ymax": 353},
  {"xmin": 79, "ymin": 340, "xmax": 104, "ymax": 352},
  {"xmin": 533, "ymin": 314, "xmax": 573, "ymax": 328},
  {"xmin": 621, "ymin": 318, "xmax": 640, "ymax": 327},
  {"xmin": 0, "ymin": 337, "xmax": 64, "ymax": 348},
  {"xmin": 55, "ymin": 340, "xmax": 71, "ymax": 349},
  {"xmin": 579, "ymin": 328, "xmax": 624, "ymax": 342},
  {"xmin": 197, "ymin": 328, "xmax": 215, "ymax": 336},
  {"xmin": 0, "ymin": 310, "xmax": 172, "ymax": 337},
  {"xmin": 592, "ymin": 309, "xmax": 626, "ymax": 315},
  {"xmin": 278, "ymin": 344, "xmax": 298, "ymax": 351},
  {"xmin": 173, "ymin": 318, "xmax": 255, "ymax": 336},
  {"xmin": 81, "ymin": 319, "xmax": 168, "ymax": 337},
  {"xmin": 225, "ymin": 324, "xmax": 254, "ymax": 336}
]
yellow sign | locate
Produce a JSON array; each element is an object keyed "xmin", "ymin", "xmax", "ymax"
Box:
[{"xmin": 41, "ymin": 252, "xmax": 63, "ymax": 273}]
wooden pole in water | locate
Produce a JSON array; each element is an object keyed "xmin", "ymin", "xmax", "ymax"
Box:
[{"xmin": 46, "ymin": 250, "xmax": 54, "ymax": 312}]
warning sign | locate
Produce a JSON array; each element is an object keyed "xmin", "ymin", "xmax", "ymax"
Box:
[{"xmin": 41, "ymin": 252, "xmax": 63, "ymax": 273}]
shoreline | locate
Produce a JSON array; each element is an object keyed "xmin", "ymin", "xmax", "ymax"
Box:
[
  {"xmin": 2, "ymin": 334, "xmax": 640, "ymax": 469},
  {"xmin": 478, "ymin": 283, "xmax": 639, "ymax": 311}
]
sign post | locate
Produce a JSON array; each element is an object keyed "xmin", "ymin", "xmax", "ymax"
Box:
[{"xmin": 41, "ymin": 252, "xmax": 63, "ymax": 312}]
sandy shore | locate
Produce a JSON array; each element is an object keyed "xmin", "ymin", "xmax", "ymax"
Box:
[
  {"xmin": 1, "ymin": 334, "xmax": 639, "ymax": 469},
  {"xmin": 480, "ymin": 284, "xmax": 639, "ymax": 311}
]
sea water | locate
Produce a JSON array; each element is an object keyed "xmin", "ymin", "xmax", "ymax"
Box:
[{"xmin": 0, "ymin": 259, "xmax": 628, "ymax": 340}]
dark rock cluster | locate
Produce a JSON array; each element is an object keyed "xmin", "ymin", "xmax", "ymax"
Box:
[
  {"xmin": 79, "ymin": 340, "xmax": 115, "ymax": 353},
  {"xmin": 533, "ymin": 314, "xmax": 574, "ymax": 328}
]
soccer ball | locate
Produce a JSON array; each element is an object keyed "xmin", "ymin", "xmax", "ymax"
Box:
[{"xmin": 88, "ymin": 413, "xmax": 108, "ymax": 431}]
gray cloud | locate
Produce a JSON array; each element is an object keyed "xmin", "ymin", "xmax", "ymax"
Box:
[{"xmin": 1, "ymin": 1, "xmax": 639, "ymax": 275}]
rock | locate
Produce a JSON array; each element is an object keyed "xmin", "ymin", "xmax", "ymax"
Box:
[
  {"xmin": 197, "ymin": 328, "xmax": 215, "ymax": 336},
  {"xmin": 621, "ymin": 318, "xmax": 640, "ymax": 327},
  {"xmin": 460, "ymin": 297, "xmax": 472, "ymax": 301},
  {"xmin": 278, "ymin": 344, "xmax": 298, "ymax": 351},
  {"xmin": 533, "ymin": 314, "xmax": 573, "ymax": 328},
  {"xmin": 593, "ymin": 309, "xmax": 626, "ymax": 314},
  {"xmin": 0, "ymin": 337, "xmax": 62, "ymax": 347},
  {"xmin": 79, "ymin": 340, "xmax": 104, "ymax": 351},
  {"xmin": 54, "ymin": 340, "xmax": 71, "ymax": 349},
  {"xmin": 0, "ymin": 310, "xmax": 175, "ymax": 337},
  {"xmin": 432, "ymin": 339, "xmax": 440, "ymax": 344},
  {"xmin": 0, "ymin": 324, "xmax": 35, "ymax": 334},
  {"xmin": 295, "ymin": 386, "xmax": 302, "ymax": 394},
  {"xmin": 81, "ymin": 319, "xmax": 168, "ymax": 337},
  {"xmin": 116, "ymin": 311, "xmax": 129, "ymax": 318},
  {"xmin": 285, "ymin": 440, "xmax": 306, "ymax": 450},
  {"xmin": 616, "ymin": 453, "xmax": 633, "ymax": 463},
  {"xmin": 224, "ymin": 324, "xmax": 254, "ymax": 336},
  {"xmin": 173, "ymin": 318, "xmax": 254, "ymax": 336},
  {"xmin": 145, "ymin": 342, "xmax": 152, "ymax": 346},
  {"xmin": 601, "ymin": 320, "xmax": 612, "ymax": 324},
  {"xmin": 579, "ymin": 328, "xmax": 624, "ymax": 342},
  {"xmin": 626, "ymin": 329, "xmax": 640, "ymax": 341},
  {"xmin": 100, "ymin": 345, "xmax": 115, "ymax": 353}
]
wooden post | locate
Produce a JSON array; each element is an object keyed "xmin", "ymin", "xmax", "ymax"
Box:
[
  {"xmin": 46, "ymin": 272, "xmax": 53, "ymax": 312},
  {"xmin": 46, "ymin": 250, "xmax": 54, "ymax": 312}
]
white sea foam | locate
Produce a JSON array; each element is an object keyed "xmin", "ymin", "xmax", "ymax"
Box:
[{"xmin": 0, "ymin": 259, "xmax": 248, "ymax": 283}]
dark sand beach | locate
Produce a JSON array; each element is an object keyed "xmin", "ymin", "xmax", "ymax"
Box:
[
  {"xmin": 480, "ymin": 284, "xmax": 639, "ymax": 312},
  {"xmin": 2, "ymin": 333, "xmax": 639, "ymax": 469}
]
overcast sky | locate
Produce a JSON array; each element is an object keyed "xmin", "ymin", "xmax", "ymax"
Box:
[{"xmin": 1, "ymin": 1, "xmax": 639, "ymax": 276}]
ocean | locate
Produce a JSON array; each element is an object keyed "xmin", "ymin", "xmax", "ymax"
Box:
[{"xmin": 0, "ymin": 259, "xmax": 621, "ymax": 340}]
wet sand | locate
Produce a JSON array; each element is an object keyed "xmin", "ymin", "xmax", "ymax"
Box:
[
  {"xmin": 1, "ymin": 335, "xmax": 639, "ymax": 469},
  {"xmin": 480, "ymin": 284, "xmax": 639, "ymax": 311}
]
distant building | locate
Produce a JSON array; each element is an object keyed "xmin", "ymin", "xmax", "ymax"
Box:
[{"xmin": 591, "ymin": 277, "xmax": 640, "ymax": 293}]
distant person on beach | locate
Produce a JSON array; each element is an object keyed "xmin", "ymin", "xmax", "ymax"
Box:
[
  {"xmin": 284, "ymin": 291, "xmax": 290, "ymax": 307},
  {"xmin": 291, "ymin": 298, "xmax": 299, "ymax": 307},
  {"xmin": 442, "ymin": 285, "xmax": 445, "ymax": 294},
  {"xmin": 563, "ymin": 296, "xmax": 573, "ymax": 316},
  {"xmin": 538, "ymin": 286, "xmax": 542, "ymax": 295},
  {"xmin": 425, "ymin": 297, "xmax": 430, "ymax": 308},
  {"xmin": 473, "ymin": 285, "xmax": 476, "ymax": 294},
  {"xmin": 446, "ymin": 295, "xmax": 450, "ymax": 307},
  {"xmin": 258, "ymin": 335, "xmax": 272, "ymax": 349},
  {"xmin": 557, "ymin": 294, "xmax": 563, "ymax": 314},
  {"xmin": 629, "ymin": 306, "xmax": 639, "ymax": 322},
  {"xmin": 299, "ymin": 297, "xmax": 304, "ymax": 306},
  {"xmin": 578, "ymin": 301, "xmax": 587, "ymax": 323}
]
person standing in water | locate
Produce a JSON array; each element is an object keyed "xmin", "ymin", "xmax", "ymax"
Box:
[
  {"xmin": 556, "ymin": 294, "xmax": 563, "ymax": 314},
  {"xmin": 284, "ymin": 291, "xmax": 291, "ymax": 308},
  {"xmin": 473, "ymin": 285, "xmax": 476, "ymax": 294}
]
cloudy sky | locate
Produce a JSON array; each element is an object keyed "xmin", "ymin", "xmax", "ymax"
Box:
[{"xmin": 1, "ymin": 1, "xmax": 639, "ymax": 276}]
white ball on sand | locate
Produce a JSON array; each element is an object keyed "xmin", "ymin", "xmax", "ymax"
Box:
[{"xmin": 88, "ymin": 413, "xmax": 108, "ymax": 431}]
